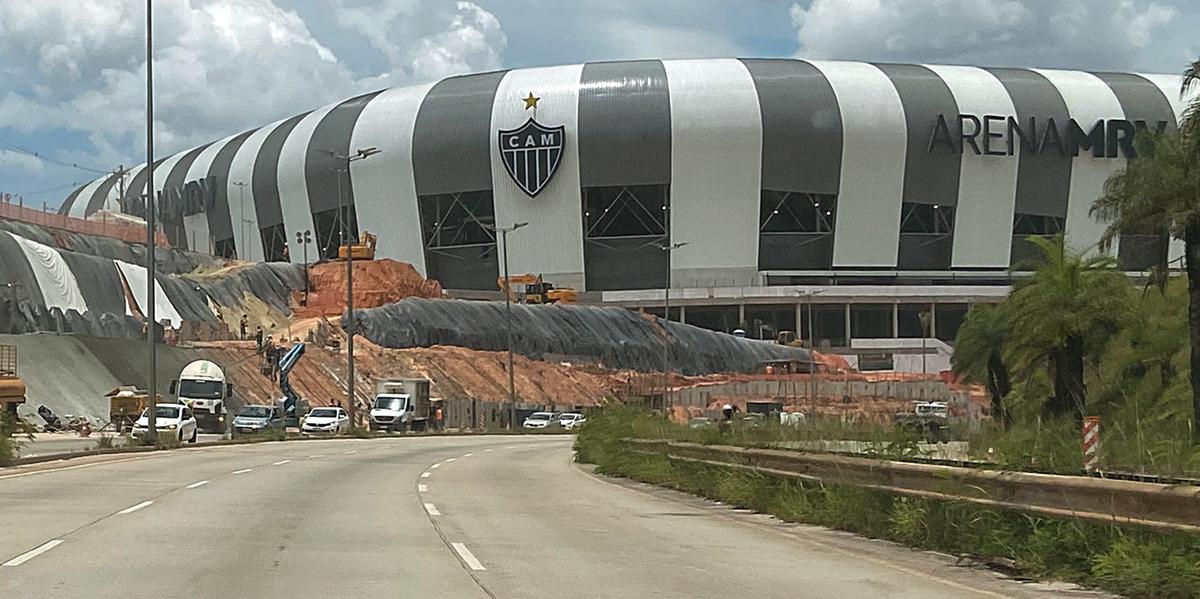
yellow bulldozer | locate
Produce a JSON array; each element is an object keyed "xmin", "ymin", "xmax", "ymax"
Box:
[
  {"xmin": 0, "ymin": 345, "xmax": 26, "ymax": 420},
  {"xmin": 337, "ymin": 231, "xmax": 378, "ymax": 261},
  {"xmin": 497, "ymin": 274, "xmax": 577, "ymax": 304}
]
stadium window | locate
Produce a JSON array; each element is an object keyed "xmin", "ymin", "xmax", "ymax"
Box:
[
  {"xmin": 935, "ymin": 303, "xmax": 969, "ymax": 342},
  {"xmin": 581, "ymin": 185, "xmax": 670, "ymax": 291},
  {"xmin": 1010, "ymin": 213, "xmax": 1065, "ymax": 270},
  {"xmin": 896, "ymin": 304, "xmax": 932, "ymax": 338},
  {"xmin": 757, "ymin": 190, "xmax": 837, "ymax": 270},
  {"xmin": 1117, "ymin": 227, "xmax": 1167, "ymax": 272},
  {"xmin": 213, "ymin": 237, "xmax": 237, "ymax": 260},
  {"xmin": 898, "ymin": 203, "xmax": 954, "ymax": 270},
  {"xmin": 260, "ymin": 223, "xmax": 287, "ymax": 262},
  {"xmin": 416, "ymin": 190, "xmax": 499, "ymax": 290},
  {"xmin": 312, "ymin": 204, "xmax": 359, "ymax": 260},
  {"xmin": 850, "ymin": 303, "xmax": 894, "ymax": 339}
]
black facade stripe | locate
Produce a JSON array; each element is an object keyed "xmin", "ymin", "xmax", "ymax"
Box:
[
  {"xmin": 304, "ymin": 90, "xmax": 386, "ymax": 214},
  {"xmin": 740, "ymin": 58, "xmax": 842, "ymax": 195},
  {"xmin": 252, "ymin": 113, "xmax": 310, "ymax": 229},
  {"xmin": 412, "ymin": 71, "xmax": 507, "ymax": 195},
  {"xmin": 163, "ymin": 145, "xmax": 211, "ymax": 195},
  {"xmin": 577, "ymin": 60, "xmax": 672, "ymax": 187},
  {"xmin": 1093, "ymin": 72, "xmax": 1178, "ymax": 131},
  {"xmin": 83, "ymin": 171, "xmax": 124, "ymax": 216},
  {"xmin": 875, "ymin": 63, "xmax": 962, "ymax": 207},
  {"xmin": 122, "ymin": 158, "xmax": 167, "ymax": 207},
  {"xmin": 985, "ymin": 68, "xmax": 1072, "ymax": 218},
  {"xmin": 59, "ymin": 183, "xmax": 88, "ymax": 215},
  {"xmin": 205, "ymin": 129, "xmax": 258, "ymax": 245}
]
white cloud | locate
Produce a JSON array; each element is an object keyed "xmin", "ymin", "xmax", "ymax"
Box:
[
  {"xmin": 0, "ymin": 149, "xmax": 45, "ymax": 174},
  {"xmin": 0, "ymin": 0, "xmax": 507, "ymax": 162},
  {"xmin": 790, "ymin": 0, "xmax": 1182, "ymax": 72}
]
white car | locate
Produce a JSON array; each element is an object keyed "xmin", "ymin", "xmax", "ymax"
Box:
[
  {"xmin": 130, "ymin": 404, "xmax": 198, "ymax": 443},
  {"xmin": 301, "ymin": 407, "xmax": 350, "ymax": 435},
  {"xmin": 522, "ymin": 412, "xmax": 557, "ymax": 429},
  {"xmin": 558, "ymin": 412, "xmax": 586, "ymax": 430}
]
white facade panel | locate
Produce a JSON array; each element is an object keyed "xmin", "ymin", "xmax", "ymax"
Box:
[
  {"xmin": 226, "ymin": 120, "xmax": 282, "ymax": 262},
  {"xmin": 925, "ymin": 65, "xmax": 1019, "ymax": 268},
  {"xmin": 149, "ymin": 153, "xmax": 186, "ymax": 207},
  {"xmin": 663, "ymin": 59, "xmax": 762, "ymax": 283},
  {"xmin": 99, "ymin": 164, "xmax": 144, "ymax": 214},
  {"xmin": 183, "ymin": 134, "xmax": 234, "ymax": 256},
  {"xmin": 276, "ymin": 102, "xmax": 339, "ymax": 264},
  {"xmin": 811, "ymin": 60, "xmax": 908, "ymax": 267},
  {"xmin": 68, "ymin": 177, "xmax": 106, "ymax": 218},
  {"xmin": 1035, "ymin": 69, "xmax": 1125, "ymax": 256},
  {"xmin": 350, "ymin": 84, "xmax": 434, "ymax": 275},
  {"xmin": 488, "ymin": 65, "xmax": 586, "ymax": 287}
]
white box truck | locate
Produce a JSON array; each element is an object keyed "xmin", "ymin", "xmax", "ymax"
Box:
[{"xmin": 369, "ymin": 378, "xmax": 431, "ymax": 432}]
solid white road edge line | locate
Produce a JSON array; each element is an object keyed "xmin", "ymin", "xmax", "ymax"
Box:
[
  {"xmin": 232, "ymin": 468, "xmax": 253, "ymax": 475},
  {"xmin": 418, "ymin": 484, "xmax": 428, "ymax": 492},
  {"xmin": 452, "ymin": 542, "xmax": 486, "ymax": 571},
  {"xmin": 421, "ymin": 472, "xmax": 431, "ymax": 478},
  {"xmin": 423, "ymin": 503, "xmax": 441, "ymax": 516},
  {"xmin": 117, "ymin": 500, "xmax": 153, "ymax": 515},
  {"xmin": 186, "ymin": 480, "xmax": 210, "ymax": 489},
  {"xmin": 272, "ymin": 460, "xmax": 291, "ymax": 466},
  {"xmin": 2, "ymin": 540, "xmax": 65, "ymax": 567},
  {"xmin": 344, "ymin": 450, "xmax": 357, "ymax": 454},
  {"xmin": 309, "ymin": 454, "xmax": 324, "ymax": 458}
]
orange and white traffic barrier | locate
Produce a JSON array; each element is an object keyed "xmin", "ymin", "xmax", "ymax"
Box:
[{"xmin": 1082, "ymin": 416, "xmax": 1101, "ymax": 473}]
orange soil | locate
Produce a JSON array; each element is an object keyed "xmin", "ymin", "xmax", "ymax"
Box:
[{"xmin": 292, "ymin": 259, "xmax": 443, "ymax": 318}]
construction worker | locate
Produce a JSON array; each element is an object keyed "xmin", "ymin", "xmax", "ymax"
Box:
[
  {"xmin": 435, "ymin": 406, "xmax": 444, "ymax": 431},
  {"xmin": 239, "ymin": 314, "xmax": 248, "ymax": 340},
  {"xmin": 255, "ymin": 325, "xmax": 264, "ymax": 352}
]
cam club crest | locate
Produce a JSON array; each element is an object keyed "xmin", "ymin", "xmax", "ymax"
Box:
[{"xmin": 498, "ymin": 92, "xmax": 564, "ymax": 197}]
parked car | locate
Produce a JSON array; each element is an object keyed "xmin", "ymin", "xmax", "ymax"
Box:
[
  {"xmin": 522, "ymin": 412, "xmax": 557, "ymax": 429},
  {"xmin": 130, "ymin": 403, "xmax": 198, "ymax": 443},
  {"xmin": 558, "ymin": 412, "xmax": 587, "ymax": 430},
  {"xmin": 301, "ymin": 407, "xmax": 350, "ymax": 435},
  {"xmin": 231, "ymin": 405, "xmax": 283, "ymax": 436}
]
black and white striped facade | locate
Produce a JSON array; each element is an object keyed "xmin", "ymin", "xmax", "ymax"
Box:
[{"xmin": 61, "ymin": 58, "xmax": 1193, "ymax": 298}]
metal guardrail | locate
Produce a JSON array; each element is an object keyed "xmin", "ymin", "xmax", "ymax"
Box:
[{"xmin": 623, "ymin": 439, "xmax": 1200, "ymax": 534}]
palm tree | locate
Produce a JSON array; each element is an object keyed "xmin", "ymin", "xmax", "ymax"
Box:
[
  {"xmin": 951, "ymin": 304, "xmax": 1012, "ymax": 427},
  {"xmin": 1004, "ymin": 236, "xmax": 1130, "ymax": 421},
  {"xmin": 1092, "ymin": 60, "xmax": 1200, "ymax": 435}
]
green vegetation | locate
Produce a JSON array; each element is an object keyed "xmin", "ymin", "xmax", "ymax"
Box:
[
  {"xmin": 577, "ymin": 407, "xmax": 1200, "ymax": 598},
  {"xmin": 0, "ymin": 411, "xmax": 32, "ymax": 462}
]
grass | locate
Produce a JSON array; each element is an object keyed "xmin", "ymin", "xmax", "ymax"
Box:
[
  {"xmin": 577, "ymin": 406, "xmax": 1200, "ymax": 598},
  {"xmin": 0, "ymin": 411, "xmax": 31, "ymax": 462}
]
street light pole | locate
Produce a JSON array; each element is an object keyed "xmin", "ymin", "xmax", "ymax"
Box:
[
  {"xmin": 295, "ymin": 229, "xmax": 311, "ymax": 305},
  {"xmin": 486, "ymin": 222, "xmax": 529, "ymax": 429},
  {"xmin": 232, "ymin": 181, "xmax": 248, "ymax": 259},
  {"xmin": 799, "ymin": 290, "xmax": 824, "ymax": 405},
  {"xmin": 328, "ymin": 147, "xmax": 380, "ymax": 428},
  {"xmin": 659, "ymin": 242, "xmax": 688, "ymax": 414},
  {"xmin": 144, "ymin": 0, "xmax": 157, "ymax": 439}
]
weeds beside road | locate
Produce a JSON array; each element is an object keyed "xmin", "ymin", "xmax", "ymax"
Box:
[{"xmin": 577, "ymin": 407, "xmax": 1200, "ymax": 598}]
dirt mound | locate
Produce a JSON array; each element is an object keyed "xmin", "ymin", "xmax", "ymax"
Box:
[{"xmin": 293, "ymin": 259, "xmax": 443, "ymax": 318}]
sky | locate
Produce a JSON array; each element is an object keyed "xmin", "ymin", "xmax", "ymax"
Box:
[{"xmin": 1, "ymin": 0, "xmax": 1196, "ymax": 210}]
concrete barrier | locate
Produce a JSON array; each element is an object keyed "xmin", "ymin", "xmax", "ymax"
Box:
[{"xmin": 624, "ymin": 439, "xmax": 1200, "ymax": 534}]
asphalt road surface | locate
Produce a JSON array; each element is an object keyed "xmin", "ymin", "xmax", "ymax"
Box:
[
  {"xmin": 14, "ymin": 432, "xmax": 225, "ymax": 457},
  {"xmin": 0, "ymin": 436, "xmax": 1100, "ymax": 598}
]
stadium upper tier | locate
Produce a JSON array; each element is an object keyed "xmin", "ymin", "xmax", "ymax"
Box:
[{"xmin": 60, "ymin": 58, "xmax": 1194, "ymax": 291}]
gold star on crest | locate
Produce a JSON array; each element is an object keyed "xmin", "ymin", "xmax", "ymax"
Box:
[{"xmin": 522, "ymin": 92, "xmax": 540, "ymax": 110}]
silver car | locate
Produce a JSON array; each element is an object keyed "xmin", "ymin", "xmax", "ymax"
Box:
[
  {"xmin": 558, "ymin": 412, "xmax": 586, "ymax": 430},
  {"xmin": 522, "ymin": 412, "xmax": 556, "ymax": 429}
]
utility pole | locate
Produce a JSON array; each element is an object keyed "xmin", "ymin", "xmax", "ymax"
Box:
[
  {"xmin": 295, "ymin": 230, "xmax": 311, "ymax": 305},
  {"xmin": 798, "ymin": 290, "xmax": 824, "ymax": 406},
  {"xmin": 328, "ymin": 147, "xmax": 380, "ymax": 428},
  {"xmin": 485, "ymin": 222, "xmax": 529, "ymax": 429},
  {"xmin": 144, "ymin": 0, "xmax": 157, "ymax": 439},
  {"xmin": 659, "ymin": 242, "xmax": 689, "ymax": 414},
  {"xmin": 232, "ymin": 181, "xmax": 248, "ymax": 259}
]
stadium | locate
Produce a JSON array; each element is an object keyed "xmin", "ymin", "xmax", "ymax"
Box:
[{"xmin": 57, "ymin": 58, "xmax": 1192, "ymax": 350}]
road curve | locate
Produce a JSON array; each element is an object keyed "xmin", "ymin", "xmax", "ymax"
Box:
[{"xmin": 1, "ymin": 435, "xmax": 1092, "ymax": 598}]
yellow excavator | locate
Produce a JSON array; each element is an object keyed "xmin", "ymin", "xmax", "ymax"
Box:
[
  {"xmin": 497, "ymin": 274, "xmax": 577, "ymax": 304},
  {"xmin": 337, "ymin": 231, "xmax": 378, "ymax": 261}
]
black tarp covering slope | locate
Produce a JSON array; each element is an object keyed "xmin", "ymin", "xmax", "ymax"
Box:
[
  {"xmin": 0, "ymin": 219, "xmax": 215, "ymax": 275},
  {"xmin": 350, "ymin": 298, "xmax": 812, "ymax": 375},
  {"xmin": 185, "ymin": 262, "xmax": 305, "ymax": 316}
]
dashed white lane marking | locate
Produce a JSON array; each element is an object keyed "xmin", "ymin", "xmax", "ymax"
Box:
[
  {"xmin": 505, "ymin": 445, "xmax": 518, "ymax": 450},
  {"xmin": 526, "ymin": 444, "xmax": 538, "ymax": 449},
  {"xmin": 186, "ymin": 480, "xmax": 210, "ymax": 489},
  {"xmin": 2, "ymin": 540, "xmax": 65, "ymax": 567},
  {"xmin": 445, "ymin": 457, "xmax": 456, "ymax": 463},
  {"xmin": 483, "ymin": 448, "xmax": 494, "ymax": 453},
  {"xmin": 418, "ymin": 484, "xmax": 428, "ymax": 493},
  {"xmin": 232, "ymin": 468, "xmax": 253, "ymax": 475},
  {"xmin": 423, "ymin": 503, "xmax": 441, "ymax": 516},
  {"xmin": 272, "ymin": 460, "xmax": 291, "ymax": 466},
  {"xmin": 344, "ymin": 450, "xmax": 357, "ymax": 455},
  {"xmin": 462, "ymin": 453, "xmax": 474, "ymax": 458},
  {"xmin": 430, "ymin": 463, "xmax": 441, "ymax": 469},
  {"xmin": 117, "ymin": 500, "xmax": 153, "ymax": 515},
  {"xmin": 452, "ymin": 542, "xmax": 486, "ymax": 571},
  {"xmin": 421, "ymin": 472, "xmax": 431, "ymax": 478},
  {"xmin": 309, "ymin": 454, "xmax": 324, "ymax": 459}
]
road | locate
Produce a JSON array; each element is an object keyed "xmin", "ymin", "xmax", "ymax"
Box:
[
  {"xmin": 0, "ymin": 435, "xmax": 1095, "ymax": 598},
  {"xmin": 13, "ymin": 432, "xmax": 225, "ymax": 458}
]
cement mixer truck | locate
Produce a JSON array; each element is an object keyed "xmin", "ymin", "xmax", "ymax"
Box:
[{"xmin": 169, "ymin": 360, "xmax": 233, "ymax": 434}]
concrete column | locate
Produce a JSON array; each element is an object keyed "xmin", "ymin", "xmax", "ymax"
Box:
[
  {"xmin": 930, "ymin": 302, "xmax": 938, "ymax": 339},
  {"xmin": 892, "ymin": 302, "xmax": 899, "ymax": 338},
  {"xmin": 738, "ymin": 304, "xmax": 746, "ymax": 328},
  {"xmin": 795, "ymin": 302, "xmax": 803, "ymax": 340},
  {"xmin": 678, "ymin": 305, "xmax": 686, "ymax": 324},
  {"xmin": 844, "ymin": 304, "xmax": 852, "ymax": 345}
]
